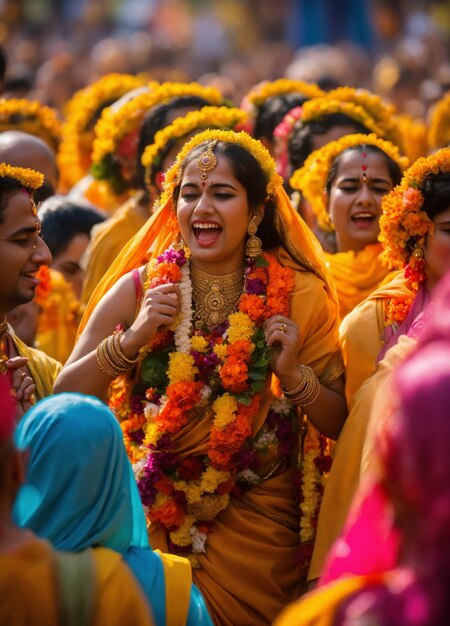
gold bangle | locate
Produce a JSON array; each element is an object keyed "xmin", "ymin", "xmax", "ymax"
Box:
[
  {"xmin": 113, "ymin": 331, "xmax": 139, "ymax": 366},
  {"xmin": 96, "ymin": 334, "xmax": 136, "ymax": 378},
  {"xmin": 282, "ymin": 365, "xmax": 321, "ymax": 406}
]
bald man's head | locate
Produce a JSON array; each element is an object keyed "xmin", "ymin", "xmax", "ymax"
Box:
[{"xmin": 0, "ymin": 131, "xmax": 59, "ymax": 202}]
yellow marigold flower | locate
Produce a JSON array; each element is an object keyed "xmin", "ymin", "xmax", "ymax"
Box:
[
  {"xmin": 246, "ymin": 78, "xmax": 324, "ymax": 107},
  {"xmin": 0, "ymin": 98, "xmax": 61, "ymax": 151},
  {"xmin": 191, "ymin": 335, "xmax": 209, "ymax": 353},
  {"xmin": 167, "ymin": 352, "xmax": 198, "ymax": 383},
  {"xmin": 200, "ymin": 467, "xmax": 229, "ymax": 493},
  {"xmin": 428, "ymin": 90, "xmax": 450, "ymax": 150},
  {"xmin": 227, "ymin": 311, "xmax": 255, "ymax": 343},
  {"xmin": 212, "ymin": 393, "xmax": 238, "ymax": 429},
  {"xmin": 213, "ymin": 343, "xmax": 227, "ymax": 360},
  {"xmin": 184, "ymin": 484, "xmax": 203, "ymax": 504},
  {"xmin": 143, "ymin": 422, "xmax": 159, "ymax": 447},
  {"xmin": 169, "ymin": 515, "xmax": 196, "ymax": 546},
  {"xmin": 290, "ymin": 133, "xmax": 408, "ymax": 232},
  {"xmin": 0, "ymin": 163, "xmax": 43, "ymax": 190}
]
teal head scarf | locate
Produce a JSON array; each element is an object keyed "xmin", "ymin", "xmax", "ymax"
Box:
[{"xmin": 13, "ymin": 392, "xmax": 148, "ymax": 552}]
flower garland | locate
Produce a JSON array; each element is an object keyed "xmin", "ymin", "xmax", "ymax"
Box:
[
  {"xmin": 58, "ymin": 73, "xmax": 151, "ymax": 190},
  {"xmin": 141, "ymin": 106, "xmax": 249, "ymax": 186},
  {"xmin": 0, "ymin": 163, "xmax": 44, "ymax": 190},
  {"xmin": 91, "ymin": 82, "xmax": 225, "ymax": 195},
  {"xmin": 0, "ymin": 98, "xmax": 61, "ymax": 151},
  {"xmin": 160, "ymin": 129, "xmax": 283, "ymax": 207},
  {"xmin": 273, "ymin": 106, "xmax": 303, "ymax": 178},
  {"xmin": 289, "ymin": 133, "xmax": 408, "ymax": 231},
  {"xmin": 379, "ymin": 147, "xmax": 450, "ymax": 324},
  {"xmin": 117, "ymin": 245, "xmax": 300, "ymax": 567},
  {"xmin": 428, "ymin": 91, "xmax": 450, "ymax": 150},
  {"xmin": 245, "ymin": 78, "xmax": 324, "ymax": 108}
]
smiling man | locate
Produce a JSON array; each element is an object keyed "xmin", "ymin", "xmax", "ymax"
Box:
[{"xmin": 0, "ymin": 163, "xmax": 61, "ymax": 418}]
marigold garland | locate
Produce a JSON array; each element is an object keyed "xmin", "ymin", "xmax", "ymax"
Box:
[
  {"xmin": 290, "ymin": 133, "xmax": 408, "ymax": 231},
  {"xmin": 91, "ymin": 82, "xmax": 224, "ymax": 195},
  {"xmin": 160, "ymin": 128, "xmax": 283, "ymax": 207},
  {"xmin": 0, "ymin": 98, "xmax": 61, "ymax": 151},
  {"xmin": 428, "ymin": 90, "xmax": 450, "ymax": 150},
  {"xmin": 379, "ymin": 147, "xmax": 450, "ymax": 324},
  {"xmin": 245, "ymin": 78, "xmax": 324, "ymax": 107},
  {"xmin": 58, "ymin": 73, "xmax": 151, "ymax": 190},
  {"xmin": 0, "ymin": 162, "xmax": 43, "ymax": 190},
  {"xmin": 110, "ymin": 245, "xmax": 316, "ymax": 568},
  {"xmin": 141, "ymin": 106, "xmax": 249, "ymax": 186}
]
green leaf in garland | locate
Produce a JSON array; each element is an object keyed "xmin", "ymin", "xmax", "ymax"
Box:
[
  {"xmin": 140, "ymin": 348, "xmax": 170, "ymax": 389},
  {"xmin": 255, "ymin": 256, "xmax": 269, "ymax": 268},
  {"xmin": 251, "ymin": 380, "xmax": 265, "ymax": 393}
]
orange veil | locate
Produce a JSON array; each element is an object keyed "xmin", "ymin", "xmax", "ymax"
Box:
[{"xmin": 79, "ymin": 129, "xmax": 338, "ymax": 333}]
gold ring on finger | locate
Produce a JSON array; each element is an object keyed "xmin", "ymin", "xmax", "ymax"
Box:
[{"xmin": 280, "ymin": 323, "xmax": 287, "ymax": 333}]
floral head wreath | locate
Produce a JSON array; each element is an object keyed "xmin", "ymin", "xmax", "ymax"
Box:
[
  {"xmin": 273, "ymin": 106, "xmax": 303, "ymax": 178},
  {"xmin": 0, "ymin": 98, "xmax": 61, "ymax": 152},
  {"xmin": 90, "ymin": 82, "xmax": 225, "ymax": 195},
  {"xmin": 290, "ymin": 133, "xmax": 408, "ymax": 232},
  {"xmin": 58, "ymin": 73, "xmax": 151, "ymax": 190},
  {"xmin": 0, "ymin": 162, "xmax": 43, "ymax": 190},
  {"xmin": 240, "ymin": 78, "xmax": 324, "ymax": 135},
  {"xmin": 379, "ymin": 147, "xmax": 450, "ymax": 270},
  {"xmin": 394, "ymin": 113, "xmax": 429, "ymax": 164},
  {"xmin": 428, "ymin": 90, "xmax": 450, "ymax": 151},
  {"xmin": 160, "ymin": 128, "xmax": 283, "ymax": 208},
  {"xmin": 141, "ymin": 106, "xmax": 249, "ymax": 187}
]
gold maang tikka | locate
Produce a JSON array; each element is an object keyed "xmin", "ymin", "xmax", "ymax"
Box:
[{"xmin": 197, "ymin": 140, "xmax": 218, "ymax": 184}]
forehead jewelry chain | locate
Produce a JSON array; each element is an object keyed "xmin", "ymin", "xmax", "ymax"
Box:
[{"xmin": 197, "ymin": 139, "xmax": 218, "ymax": 187}]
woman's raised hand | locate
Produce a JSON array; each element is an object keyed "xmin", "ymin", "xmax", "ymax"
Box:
[
  {"xmin": 264, "ymin": 315, "xmax": 301, "ymax": 389},
  {"xmin": 121, "ymin": 283, "xmax": 180, "ymax": 356}
]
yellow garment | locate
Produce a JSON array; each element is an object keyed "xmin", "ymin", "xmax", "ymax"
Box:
[
  {"xmin": 273, "ymin": 572, "xmax": 386, "ymax": 626},
  {"xmin": 69, "ymin": 174, "xmax": 130, "ymax": 213},
  {"xmin": 149, "ymin": 251, "xmax": 344, "ymax": 626},
  {"xmin": 36, "ymin": 269, "xmax": 79, "ymax": 364},
  {"xmin": 308, "ymin": 335, "xmax": 416, "ymax": 581},
  {"xmin": 10, "ymin": 329, "xmax": 61, "ymax": 400},
  {"xmin": 156, "ymin": 550, "xmax": 192, "ymax": 626},
  {"xmin": 339, "ymin": 271, "xmax": 414, "ymax": 407},
  {"xmin": 82, "ymin": 195, "xmax": 149, "ymax": 307},
  {"xmin": 325, "ymin": 243, "xmax": 391, "ymax": 322},
  {"xmin": 0, "ymin": 537, "xmax": 154, "ymax": 626}
]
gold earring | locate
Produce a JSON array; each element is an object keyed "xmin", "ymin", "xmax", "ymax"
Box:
[{"xmin": 245, "ymin": 214, "xmax": 263, "ymax": 258}]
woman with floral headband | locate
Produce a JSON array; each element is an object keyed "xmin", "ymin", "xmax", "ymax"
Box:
[
  {"xmin": 55, "ymin": 129, "xmax": 347, "ymax": 625},
  {"xmin": 307, "ymin": 147, "xmax": 450, "ymax": 583},
  {"xmin": 290, "ymin": 134, "xmax": 407, "ymax": 321}
]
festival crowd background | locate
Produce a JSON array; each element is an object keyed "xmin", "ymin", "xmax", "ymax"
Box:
[{"xmin": 0, "ymin": 0, "xmax": 449, "ymax": 119}]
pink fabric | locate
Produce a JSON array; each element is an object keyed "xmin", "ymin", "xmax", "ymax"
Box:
[{"xmin": 320, "ymin": 481, "xmax": 401, "ymax": 586}]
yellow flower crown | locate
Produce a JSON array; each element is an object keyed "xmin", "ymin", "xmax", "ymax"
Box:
[
  {"xmin": 0, "ymin": 98, "xmax": 61, "ymax": 151},
  {"xmin": 395, "ymin": 113, "xmax": 429, "ymax": 163},
  {"xmin": 246, "ymin": 78, "xmax": 324, "ymax": 107},
  {"xmin": 290, "ymin": 133, "xmax": 408, "ymax": 231},
  {"xmin": 379, "ymin": 147, "xmax": 450, "ymax": 269},
  {"xmin": 92, "ymin": 82, "xmax": 225, "ymax": 168},
  {"xmin": 141, "ymin": 106, "xmax": 249, "ymax": 185},
  {"xmin": 58, "ymin": 73, "xmax": 151, "ymax": 189},
  {"xmin": 0, "ymin": 162, "xmax": 43, "ymax": 190},
  {"xmin": 428, "ymin": 91, "xmax": 450, "ymax": 150},
  {"xmin": 161, "ymin": 129, "xmax": 282, "ymax": 206}
]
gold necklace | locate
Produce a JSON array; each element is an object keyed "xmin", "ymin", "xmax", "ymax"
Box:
[
  {"xmin": 191, "ymin": 264, "xmax": 245, "ymax": 329},
  {"xmin": 0, "ymin": 316, "xmax": 9, "ymax": 373}
]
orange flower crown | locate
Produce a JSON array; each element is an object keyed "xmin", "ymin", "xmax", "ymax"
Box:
[
  {"xmin": 428, "ymin": 90, "xmax": 450, "ymax": 151},
  {"xmin": 0, "ymin": 98, "xmax": 61, "ymax": 151},
  {"xmin": 300, "ymin": 87, "xmax": 404, "ymax": 150},
  {"xmin": 379, "ymin": 147, "xmax": 450, "ymax": 270},
  {"xmin": 0, "ymin": 162, "xmax": 43, "ymax": 190},
  {"xmin": 290, "ymin": 133, "xmax": 408, "ymax": 232},
  {"xmin": 90, "ymin": 81, "xmax": 225, "ymax": 195},
  {"xmin": 58, "ymin": 73, "xmax": 151, "ymax": 190}
]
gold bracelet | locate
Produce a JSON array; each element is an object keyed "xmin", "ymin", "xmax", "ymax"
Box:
[
  {"xmin": 108, "ymin": 332, "xmax": 139, "ymax": 370},
  {"xmin": 113, "ymin": 331, "xmax": 139, "ymax": 366},
  {"xmin": 282, "ymin": 365, "xmax": 321, "ymax": 406},
  {"xmin": 96, "ymin": 334, "xmax": 137, "ymax": 378}
]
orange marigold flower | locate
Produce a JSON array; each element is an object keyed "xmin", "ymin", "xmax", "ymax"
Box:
[
  {"xmin": 226, "ymin": 339, "xmax": 253, "ymax": 361},
  {"xmin": 149, "ymin": 498, "xmax": 185, "ymax": 528},
  {"xmin": 239, "ymin": 293, "xmax": 265, "ymax": 321},
  {"xmin": 154, "ymin": 475, "xmax": 175, "ymax": 495},
  {"xmin": 220, "ymin": 359, "xmax": 249, "ymax": 393}
]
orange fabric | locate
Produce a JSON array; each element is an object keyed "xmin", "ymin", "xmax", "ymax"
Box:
[
  {"xmin": 324, "ymin": 243, "xmax": 391, "ymax": 322},
  {"xmin": 82, "ymin": 196, "xmax": 149, "ymax": 306},
  {"xmin": 273, "ymin": 573, "xmax": 386, "ymax": 626},
  {"xmin": 148, "ymin": 257, "xmax": 343, "ymax": 626},
  {"xmin": 0, "ymin": 537, "xmax": 154, "ymax": 626}
]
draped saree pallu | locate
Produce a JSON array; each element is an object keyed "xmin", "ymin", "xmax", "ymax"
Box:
[{"xmin": 109, "ymin": 245, "xmax": 343, "ymax": 626}]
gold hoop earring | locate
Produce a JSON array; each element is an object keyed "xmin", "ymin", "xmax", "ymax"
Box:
[{"xmin": 245, "ymin": 214, "xmax": 263, "ymax": 258}]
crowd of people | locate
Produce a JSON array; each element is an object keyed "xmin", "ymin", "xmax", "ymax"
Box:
[{"xmin": 0, "ymin": 10, "xmax": 450, "ymax": 624}]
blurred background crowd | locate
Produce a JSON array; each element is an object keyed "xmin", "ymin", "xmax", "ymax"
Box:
[{"xmin": 0, "ymin": 0, "xmax": 449, "ymax": 120}]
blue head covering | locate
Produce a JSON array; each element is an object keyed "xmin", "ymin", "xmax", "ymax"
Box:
[{"xmin": 13, "ymin": 392, "xmax": 148, "ymax": 552}]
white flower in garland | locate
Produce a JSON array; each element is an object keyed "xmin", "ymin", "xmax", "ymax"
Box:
[{"xmin": 174, "ymin": 260, "xmax": 193, "ymax": 354}]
